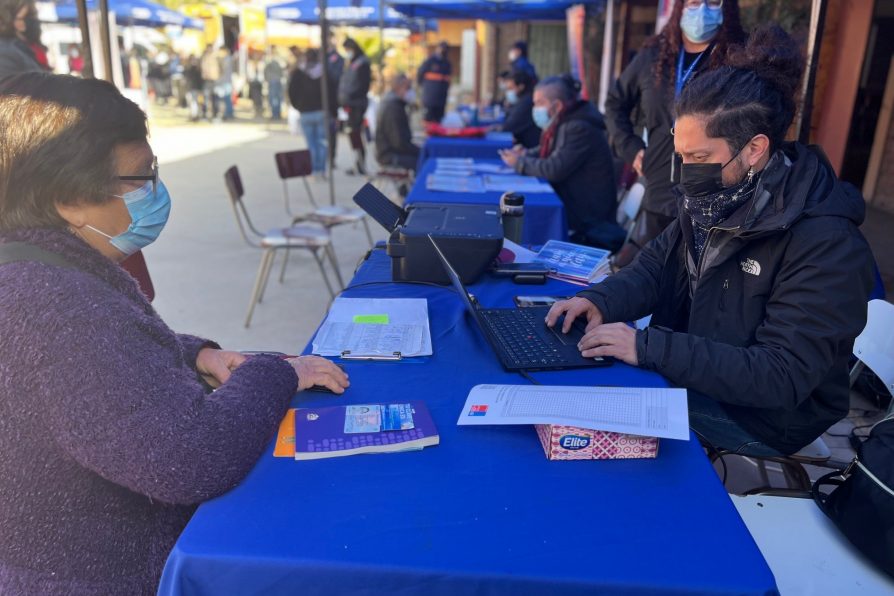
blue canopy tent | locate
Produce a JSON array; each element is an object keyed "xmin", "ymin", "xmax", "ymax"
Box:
[
  {"xmin": 55, "ymin": 0, "xmax": 204, "ymax": 29},
  {"xmin": 266, "ymin": 0, "xmax": 435, "ymax": 31},
  {"xmin": 387, "ymin": 0, "xmax": 601, "ymax": 22}
]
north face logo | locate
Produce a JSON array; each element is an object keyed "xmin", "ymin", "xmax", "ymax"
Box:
[{"xmin": 741, "ymin": 258, "xmax": 761, "ymax": 276}]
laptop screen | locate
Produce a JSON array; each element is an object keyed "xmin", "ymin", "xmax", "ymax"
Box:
[{"xmin": 428, "ymin": 235, "xmax": 489, "ymax": 328}]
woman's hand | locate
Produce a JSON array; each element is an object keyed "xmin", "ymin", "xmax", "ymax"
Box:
[
  {"xmin": 196, "ymin": 348, "xmax": 247, "ymax": 388},
  {"xmin": 632, "ymin": 149, "xmax": 645, "ymax": 177},
  {"xmin": 545, "ymin": 297, "xmax": 604, "ymax": 333},
  {"xmin": 577, "ymin": 323, "xmax": 639, "ymax": 365},
  {"xmin": 288, "ymin": 356, "xmax": 350, "ymax": 394}
]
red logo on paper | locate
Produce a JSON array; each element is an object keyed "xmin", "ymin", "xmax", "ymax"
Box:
[{"xmin": 469, "ymin": 405, "xmax": 488, "ymax": 416}]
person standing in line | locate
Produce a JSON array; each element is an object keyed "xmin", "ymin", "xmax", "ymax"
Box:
[
  {"xmin": 326, "ymin": 34, "xmax": 344, "ymax": 170},
  {"xmin": 605, "ymin": 0, "xmax": 745, "ymax": 267},
  {"xmin": 337, "ymin": 37, "xmax": 371, "ymax": 175},
  {"xmin": 507, "ymin": 40, "xmax": 537, "ymax": 82},
  {"xmin": 416, "ymin": 41, "xmax": 451, "ymax": 124},
  {"xmin": 0, "ymin": 0, "xmax": 42, "ymax": 78},
  {"xmin": 184, "ymin": 55, "xmax": 203, "ymax": 122},
  {"xmin": 199, "ymin": 45, "xmax": 220, "ymax": 120},
  {"xmin": 215, "ymin": 46, "xmax": 234, "ymax": 121},
  {"xmin": 264, "ymin": 52, "xmax": 285, "ymax": 120},
  {"xmin": 289, "ymin": 48, "xmax": 328, "ymax": 179}
]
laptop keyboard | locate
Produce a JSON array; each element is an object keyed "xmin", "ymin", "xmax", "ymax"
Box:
[{"xmin": 479, "ymin": 308, "xmax": 567, "ymax": 368}]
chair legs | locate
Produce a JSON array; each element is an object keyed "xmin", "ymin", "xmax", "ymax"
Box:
[
  {"xmin": 311, "ymin": 248, "xmax": 337, "ymax": 298},
  {"xmin": 279, "ymin": 249, "xmax": 290, "ymax": 283},
  {"xmin": 245, "ymin": 249, "xmax": 276, "ymax": 327}
]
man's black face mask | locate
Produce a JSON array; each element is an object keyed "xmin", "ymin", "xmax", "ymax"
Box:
[{"xmin": 672, "ymin": 143, "xmax": 747, "ymax": 198}]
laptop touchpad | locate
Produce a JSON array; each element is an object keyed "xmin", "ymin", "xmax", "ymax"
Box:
[{"xmin": 548, "ymin": 316, "xmax": 586, "ymax": 345}]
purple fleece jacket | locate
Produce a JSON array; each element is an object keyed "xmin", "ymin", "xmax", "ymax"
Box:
[{"xmin": 0, "ymin": 228, "xmax": 299, "ymax": 595}]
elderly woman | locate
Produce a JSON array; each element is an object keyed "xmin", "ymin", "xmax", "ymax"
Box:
[
  {"xmin": 0, "ymin": 0, "xmax": 41, "ymax": 78},
  {"xmin": 0, "ymin": 73, "xmax": 348, "ymax": 594}
]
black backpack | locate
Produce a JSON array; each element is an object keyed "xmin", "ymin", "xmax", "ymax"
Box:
[{"xmin": 812, "ymin": 414, "xmax": 894, "ymax": 577}]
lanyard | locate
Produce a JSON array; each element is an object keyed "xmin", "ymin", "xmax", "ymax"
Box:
[{"xmin": 675, "ymin": 47, "xmax": 709, "ymax": 99}]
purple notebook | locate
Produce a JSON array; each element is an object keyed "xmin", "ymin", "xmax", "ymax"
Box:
[{"xmin": 294, "ymin": 401, "xmax": 439, "ymax": 460}]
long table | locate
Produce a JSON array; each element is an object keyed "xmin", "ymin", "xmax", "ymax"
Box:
[
  {"xmin": 158, "ymin": 249, "xmax": 777, "ymax": 596},
  {"xmin": 418, "ymin": 132, "xmax": 514, "ymax": 170},
  {"xmin": 407, "ymin": 158, "xmax": 568, "ymax": 245}
]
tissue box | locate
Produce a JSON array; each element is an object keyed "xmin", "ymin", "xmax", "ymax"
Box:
[{"xmin": 536, "ymin": 425, "xmax": 659, "ymax": 460}]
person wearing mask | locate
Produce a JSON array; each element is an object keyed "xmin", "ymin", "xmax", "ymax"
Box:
[
  {"xmin": 547, "ymin": 26, "xmax": 874, "ymax": 457},
  {"xmin": 605, "ymin": 0, "xmax": 745, "ymax": 267},
  {"xmin": 264, "ymin": 53, "xmax": 285, "ymax": 120},
  {"xmin": 416, "ymin": 41, "xmax": 451, "ymax": 123},
  {"xmin": 500, "ymin": 75, "xmax": 620, "ymax": 249},
  {"xmin": 375, "ymin": 72, "xmax": 420, "ymax": 173},
  {"xmin": 19, "ymin": 1, "xmax": 47, "ymax": 70},
  {"xmin": 288, "ymin": 48, "xmax": 328, "ymax": 179},
  {"xmin": 507, "ymin": 40, "xmax": 536, "ymax": 82},
  {"xmin": 338, "ymin": 37, "xmax": 372, "ymax": 175},
  {"xmin": 215, "ymin": 46, "xmax": 235, "ymax": 121},
  {"xmin": 67, "ymin": 44, "xmax": 84, "ymax": 76},
  {"xmin": 325, "ymin": 35, "xmax": 344, "ymax": 170},
  {"xmin": 200, "ymin": 45, "xmax": 220, "ymax": 120},
  {"xmin": 0, "ymin": 72, "xmax": 349, "ymax": 594},
  {"xmin": 498, "ymin": 69, "xmax": 539, "ymax": 149},
  {"xmin": 0, "ymin": 0, "xmax": 42, "ymax": 78}
]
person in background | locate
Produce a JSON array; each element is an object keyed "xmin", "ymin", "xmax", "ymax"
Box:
[
  {"xmin": 498, "ymin": 69, "xmax": 539, "ymax": 149},
  {"xmin": 67, "ymin": 44, "xmax": 83, "ymax": 76},
  {"xmin": 416, "ymin": 41, "xmax": 451, "ymax": 123},
  {"xmin": 0, "ymin": 72, "xmax": 349, "ymax": 595},
  {"xmin": 605, "ymin": 0, "xmax": 745, "ymax": 267},
  {"xmin": 200, "ymin": 45, "xmax": 220, "ymax": 120},
  {"xmin": 247, "ymin": 55, "xmax": 264, "ymax": 119},
  {"xmin": 216, "ymin": 46, "xmax": 234, "ymax": 121},
  {"xmin": 500, "ymin": 74, "xmax": 620, "ymax": 249},
  {"xmin": 508, "ymin": 40, "xmax": 536, "ymax": 82},
  {"xmin": 338, "ymin": 37, "xmax": 372, "ymax": 175},
  {"xmin": 289, "ymin": 48, "xmax": 328, "ymax": 179},
  {"xmin": 0, "ymin": 0, "xmax": 41, "ymax": 78},
  {"xmin": 184, "ymin": 54, "xmax": 203, "ymax": 122},
  {"xmin": 264, "ymin": 52, "xmax": 285, "ymax": 120},
  {"xmin": 547, "ymin": 26, "xmax": 873, "ymax": 457},
  {"xmin": 20, "ymin": 2, "xmax": 47, "ymax": 71},
  {"xmin": 375, "ymin": 72, "xmax": 420, "ymax": 173},
  {"xmin": 326, "ymin": 34, "xmax": 345, "ymax": 170}
]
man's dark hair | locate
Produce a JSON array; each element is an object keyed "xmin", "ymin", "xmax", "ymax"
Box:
[
  {"xmin": 343, "ymin": 38, "xmax": 362, "ymax": 55},
  {"xmin": 511, "ymin": 41, "xmax": 527, "ymax": 56},
  {"xmin": 676, "ymin": 25, "xmax": 805, "ymax": 153},
  {"xmin": 0, "ymin": 72, "xmax": 148, "ymax": 231},
  {"xmin": 536, "ymin": 74, "xmax": 581, "ymax": 105}
]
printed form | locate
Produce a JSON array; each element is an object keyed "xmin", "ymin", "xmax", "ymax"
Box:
[
  {"xmin": 312, "ymin": 298, "xmax": 432, "ymax": 358},
  {"xmin": 458, "ymin": 384, "xmax": 690, "ymax": 440}
]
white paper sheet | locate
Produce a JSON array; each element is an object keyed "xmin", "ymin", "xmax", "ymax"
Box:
[
  {"xmin": 482, "ymin": 174, "xmax": 553, "ymax": 193},
  {"xmin": 311, "ymin": 298, "xmax": 432, "ymax": 358},
  {"xmin": 457, "ymin": 384, "xmax": 690, "ymax": 440}
]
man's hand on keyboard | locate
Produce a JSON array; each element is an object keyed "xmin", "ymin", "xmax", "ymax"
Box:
[{"xmin": 545, "ymin": 297, "xmax": 603, "ymax": 333}]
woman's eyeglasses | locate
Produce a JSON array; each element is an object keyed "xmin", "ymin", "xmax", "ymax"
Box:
[{"xmin": 118, "ymin": 156, "xmax": 158, "ymax": 195}]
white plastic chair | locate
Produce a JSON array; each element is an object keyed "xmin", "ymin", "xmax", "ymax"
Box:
[
  {"xmin": 732, "ymin": 494, "xmax": 894, "ymax": 595},
  {"xmin": 850, "ymin": 299, "xmax": 894, "ymax": 413}
]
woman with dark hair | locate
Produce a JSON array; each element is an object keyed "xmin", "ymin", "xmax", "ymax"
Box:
[
  {"xmin": 0, "ymin": 0, "xmax": 42, "ymax": 78},
  {"xmin": 338, "ymin": 37, "xmax": 372, "ymax": 175},
  {"xmin": 0, "ymin": 72, "xmax": 348, "ymax": 594},
  {"xmin": 500, "ymin": 74, "xmax": 620, "ymax": 249},
  {"xmin": 498, "ymin": 69, "xmax": 539, "ymax": 149},
  {"xmin": 289, "ymin": 48, "xmax": 328, "ymax": 177},
  {"xmin": 547, "ymin": 25, "xmax": 874, "ymax": 457},
  {"xmin": 605, "ymin": 0, "xmax": 746, "ymax": 266}
]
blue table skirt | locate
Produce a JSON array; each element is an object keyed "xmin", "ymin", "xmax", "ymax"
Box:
[
  {"xmin": 158, "ymin": 250, "xmax": 777, "ymax": 596},
  {"xmin": 406, "ymin": 158, "xmax": 568, "ymax": 245},
  {"xmin": 418, "ymin": 133, "xmax": 515, "ymax": 171}
]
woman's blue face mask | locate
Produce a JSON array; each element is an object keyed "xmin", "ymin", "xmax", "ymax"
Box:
[
  {"xmin": 87, "ymin": 179, "xmax": 172, "ymax": 256},
  {"xmin": 680, "ymin": 4, "xmax": 724, "ymax": 44}
]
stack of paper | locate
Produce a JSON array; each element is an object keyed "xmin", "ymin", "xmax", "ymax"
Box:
[
  {"xmin": 535, "ymin": 240, "xmax": 612, "ymax": 285},
  {"xmin": 483, "ymin": 174, "xmax": 553, "ymax": 193},
  {"xmin": 426, "ymin": 173, "xmax": 485, "ymax": 193},
  {"xmin": 312, "ymin": 297, "xmax": 432, "ymax": 358}
]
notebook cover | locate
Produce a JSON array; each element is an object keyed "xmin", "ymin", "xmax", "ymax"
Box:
[
  {"xmin": 273, "ymin": 408, "xmax": 296, "ymax": 458},
  {"xmin": 294, "ymin": 401, "xmax": 439, "ymax": 460}
]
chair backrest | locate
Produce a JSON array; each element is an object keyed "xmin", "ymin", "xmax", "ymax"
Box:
[
  {"xmin": 616, "ymin": 182, "xmax": 645, "ymax": 227},
  {"xmin": 223, "ymin": 166, "xmax": 261, "ymax": 244},
  {"xmin": 274, "ymin": 150, "xmax": 313, "ymax": 181},
  {"xmin": 854, "ymin": 299, "xmax": 894, "ymax": 394}
]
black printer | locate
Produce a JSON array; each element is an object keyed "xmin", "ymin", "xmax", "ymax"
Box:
[{"xmin": 353, "ymin": 183, "xmax": 503, "ymax": 284}]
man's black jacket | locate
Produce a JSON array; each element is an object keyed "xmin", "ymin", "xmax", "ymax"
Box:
[
  {"xmin": 416, "ymin": 55, "xmax": 451, "ymax": 109},
  {"xmin": 338, "ymin": 53, "xmax": 371, "ymax": 108},
  {"xmin": 514, "ymin": 100, "xmax": 617, "ymax": 243},
  {"xmin": 579, "ymin": 144, "xmax": 874, "ymax": 453},
  {"xmin": 501, "ymin": 91, "xmax": 539, "ymax": 149},
  {"xmin": 375, "ymin": 92, "xmax": 418, "ymax": 164}
]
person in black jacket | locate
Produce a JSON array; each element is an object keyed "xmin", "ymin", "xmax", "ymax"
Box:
[
  {"xmin": 375, "ymin": 73, "xmax": 419, "ymax": 172},
  {"xmin": 338, "ymin": 38, "xmax": 372, "ymax": 175},
  {"xmin": 0, "ymin": 0, "xmax": 41, "ymax": 79},
  {"xmin": 325, "ymin": 35, "xmax": 344, "ymax": 169},
  {"xmin": 416, "ymin": 41, "xmax": 451, "ymax": 123},
  {"xmin": 498, "ymin": 69, "xmax": 539, "ymax": 149},
  {"xmin": 547, "ymin": 26, "xmax": 874, "ymax": 457},
  {"xmin": 508, "ymin": 40, "xmax": 536, "ymax": 82},
  {"xmin": 605, "ymin": 0, "xmax": 745, "ymax": 267},
  {"xmin": 500, "ymin": 74, "xmax": 621, "ymax": 249},
  {"xmin": 288, "ymin": 48, "xmax": 328, "ymax": 176}
]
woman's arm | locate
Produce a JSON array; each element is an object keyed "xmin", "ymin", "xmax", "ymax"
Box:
[{"xmin": 604, "ymin": 51, "xmax": 648, "ymax": 165}]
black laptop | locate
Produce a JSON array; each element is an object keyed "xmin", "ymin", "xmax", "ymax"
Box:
[{"xmin": 429, "ymin": 236, "xmax": 610, "ymax": 372}]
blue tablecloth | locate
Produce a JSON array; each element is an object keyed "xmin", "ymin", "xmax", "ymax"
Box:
[
  {"xmin": 418, "ymin": 132, "xmax": 514, "ymax": 170},
  {"xmin": 406, "ymin": 158, "xmax": 568, "ymax": 245},
  {"xmin": 158, "ymin": 249, "xmax": 777, "ymax": 596}
]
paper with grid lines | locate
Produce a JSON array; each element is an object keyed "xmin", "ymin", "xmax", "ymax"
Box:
[{"xmin": 458, "ymin": 385, "xmax": 689, "ymax": 440}]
